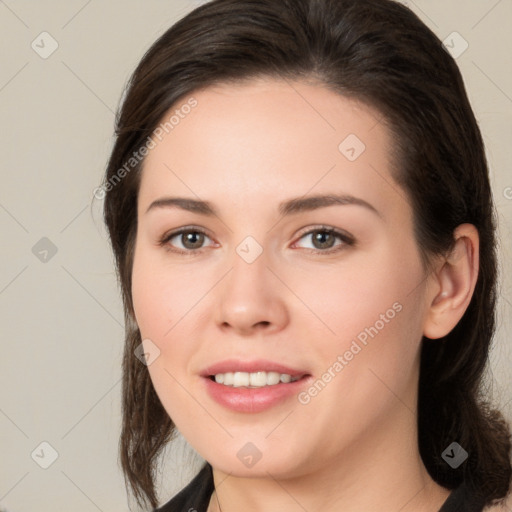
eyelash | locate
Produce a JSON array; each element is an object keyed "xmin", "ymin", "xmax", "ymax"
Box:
[{"xmin": 158, "ymin": 225, "xmax": 356, "ymax": 256}]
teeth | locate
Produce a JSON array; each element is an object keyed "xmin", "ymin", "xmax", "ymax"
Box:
[
  {"xmin": 233, "ymin": 372, "xmax": 249, "ymax": 387},
  {"xmin": 213, "ymin": 371, "xmax": 300, "ymax": 388},
  {"xmin": 250, "ymin": 371, "xmax": 267, "ymax": 387}
]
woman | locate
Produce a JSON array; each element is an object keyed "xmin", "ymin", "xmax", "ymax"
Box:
[{"xmin": 102, "ymin": 0, "xmax": 512, "ymax": 510}]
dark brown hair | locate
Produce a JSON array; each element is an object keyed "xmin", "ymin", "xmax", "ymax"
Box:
[{"xmin": 102, "ymin": 0, "xmax": 512, "ymax": 508}]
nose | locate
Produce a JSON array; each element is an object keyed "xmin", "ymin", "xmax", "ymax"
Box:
[{"xmin": 214, "ymin": 247, "xmax": 289, "ymax": 336}]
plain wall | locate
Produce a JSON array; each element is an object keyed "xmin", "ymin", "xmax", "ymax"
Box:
[{"xmin": 1, "ymin": 0, "xmax": 511, "ymax": 510}]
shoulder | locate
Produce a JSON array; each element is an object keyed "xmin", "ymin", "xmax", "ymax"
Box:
[
  {"xmin": 154, "ymin": 463, "xmax": 214, "ymax": 512},
  {"xmin": 483, "ymin": 491, "xmax": 512, "ymax": 511}
]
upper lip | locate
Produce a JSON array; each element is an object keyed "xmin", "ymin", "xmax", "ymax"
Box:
[{"xmin": 201, "ymin": 359, "xmax": 309, "ymax": 378}]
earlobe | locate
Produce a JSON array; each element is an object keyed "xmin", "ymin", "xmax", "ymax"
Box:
[{"xmin": 423, "ymin": 224, "xmax": 480, "ymax": 340}]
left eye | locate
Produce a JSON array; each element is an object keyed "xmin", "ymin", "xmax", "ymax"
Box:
[
  {"xmin": 293, "ymin": 228, "xmax": 354, "ymax": 252},
  {"xmin": 162, "ymin": 229, "xmax": 214, "ymax": 251}
]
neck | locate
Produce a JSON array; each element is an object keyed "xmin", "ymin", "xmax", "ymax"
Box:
[{"xmin": 208, "ymin": 399, "xmax": 450, "ymax": 512}]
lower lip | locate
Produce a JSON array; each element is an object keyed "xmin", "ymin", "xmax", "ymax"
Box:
[{"xmin": 203, "ymin": 376, "xmax": 310, "ymax": 413}]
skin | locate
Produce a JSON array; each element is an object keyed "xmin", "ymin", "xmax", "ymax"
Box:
[{"xmin": 131, "ymin": 78, "xmax": 480, "ymax": 512}]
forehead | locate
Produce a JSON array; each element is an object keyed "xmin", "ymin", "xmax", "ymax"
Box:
[{"xmin": 138, "ymin": 78, "xmax": 405, "ymax": 219}]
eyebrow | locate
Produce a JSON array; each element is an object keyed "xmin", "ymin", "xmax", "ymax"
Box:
[{"xmin": 145, "ymin": 193, "xmax": 382, "ymax": 219}]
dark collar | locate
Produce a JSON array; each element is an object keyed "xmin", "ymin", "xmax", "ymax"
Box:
[{"xmin": 156, "ymin": 464, "xmax": 486, "ymax": 512}]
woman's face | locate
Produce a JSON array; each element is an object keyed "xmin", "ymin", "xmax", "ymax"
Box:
[{"xmin": 132, "ymin": 78, "xmax": 432, "ymax": 479}]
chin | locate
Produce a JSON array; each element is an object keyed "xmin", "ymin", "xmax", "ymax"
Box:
[{"xmin": 199, "ymin": 439, "xmax": 309, "ymax": 479}]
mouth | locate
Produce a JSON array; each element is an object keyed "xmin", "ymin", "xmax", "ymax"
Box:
[{"xmin": 201, "ymin": 359, "xmax": 312, "ymax": 413}]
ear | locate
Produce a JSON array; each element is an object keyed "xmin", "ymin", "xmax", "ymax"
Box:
[{"xmin": 423, "ymin": 224, "xmax": 480, "ymax": 340}]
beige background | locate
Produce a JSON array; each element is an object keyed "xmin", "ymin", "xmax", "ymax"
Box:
[{"xmin": 0, "ymin": 0, "xmax": 511, "ymax": 510}]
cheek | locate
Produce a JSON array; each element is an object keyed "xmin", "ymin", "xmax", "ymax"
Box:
[
  {"xmin": 131, "ymin": 244, "xmax": 218, "ymax": 385},
  {"xmin": 131, "ymin": 264, "xmax": 171, "ymax": 340},
  {"xmin": 294, "ymin": 243, "xmax": 422, "ymax": 349},
  {"xmin": 131, "ymin": 247, "xmax": 203, "ymax": 421},
  {"xmin": 131, "ymin": 245, "xmax": 202, "ymax": 340},
  {"xmin": 295, "ymin": 243, "xmax": 425, "ymax": 406},
  {"xmin": 131, "ymin": 247, "xmax": 191, "ymax": 397}
]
